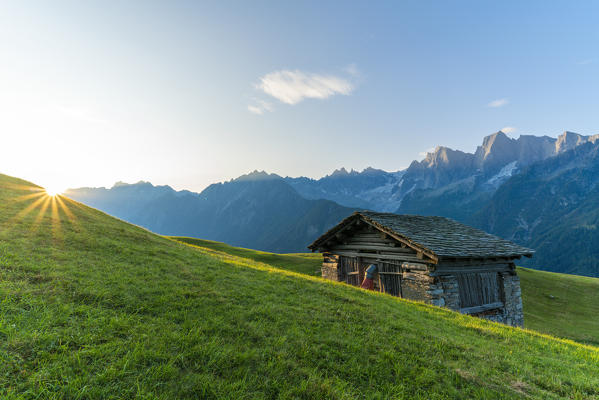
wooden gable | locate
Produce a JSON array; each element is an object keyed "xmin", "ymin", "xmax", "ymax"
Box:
[{"xmin": 315, "ymin": 215, "xmax": 437, "ymax": 264}]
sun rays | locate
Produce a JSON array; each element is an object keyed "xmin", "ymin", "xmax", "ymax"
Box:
[
  {"xmin": 2, "ymin": 184, "xmax": 82, "ymax": 242},
  {"xmin": 45, "ymin": 186, "xmax": 65, "ymax": 197}
]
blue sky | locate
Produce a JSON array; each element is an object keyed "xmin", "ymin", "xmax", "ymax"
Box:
[{"xmin": 1, "ymin": 1, "xmax": 598, "ymax": 192}]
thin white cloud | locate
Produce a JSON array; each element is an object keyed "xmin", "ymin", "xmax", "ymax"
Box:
[
  {"xmin": 487, "ymin": 98, "xmax": 509, "ymax": 108},
  {"xmin": 577, "ymin": 59, "xmax": 593, "ymax": 65},
  {"xmin": 257, "ymin": 69, "xmax": 354, "ymax": 105},
  {"xmin": 501, "ymin": 126, "xmax": 517, "ymax": 134},
  {"xmin": 247, "ymin": 99, "xmax": 273, "ymax": 115},
  {"xmin": 248, "ymin": 105, "xmax": 265, "ymax": 115},
  {"xmin": 419, "ymin": 147, "xmax": 436, "ymax": 157},
  {"xmin": 344, "ymin": 63, "xmax": 359, "ymax": 77}
]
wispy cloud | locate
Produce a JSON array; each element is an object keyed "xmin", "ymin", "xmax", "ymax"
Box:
[
  {"xmin": 487, "ymin": 98, "xmax": 509, "ymax": 108},
  {"xmin": 419, "ymin": 147, "xmax": 436, "ymax": 157},
  {"xmin": 256, "ymin": 69, "xmax": 354, "ymax": 105},
  {"xmin": 577, "ymin": 59, "xmax": 594, "ymax": 65},
  {"xmin": 247, "ymin": 105, "xmax": 264, "ymax": 115},
  {"xmin": 247, "ymin": 99, "xmax": 273, "ymax": 115},
  {"xmin": 344, "ymin": 63, "xmax": 359, "ymax": 77},
  {"xmin": 501, "ymin": 126, "xmax": 517, "ymax": 134}
]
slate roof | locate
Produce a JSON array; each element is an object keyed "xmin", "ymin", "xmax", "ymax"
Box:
[{"xmin": 309, "ymin": 211, "xmax": 534, "ymax": 260}]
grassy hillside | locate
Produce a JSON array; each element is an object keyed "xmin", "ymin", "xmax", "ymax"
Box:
[
  {"xmin": 171, "ymin": 237, "xmax": 322, "ymax": 276},
  {"xmin": 519, "ymin": 267, "xmax": 599, "ymax": 345},
  {"xmin": 171, "ymin": 238, "xmax": 599, "ymax": 346},
  {"xmin": 1, "ymin": 173, "xmax": 598, "ymax": 399}
]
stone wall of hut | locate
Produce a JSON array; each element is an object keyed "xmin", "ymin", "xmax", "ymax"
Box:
[
  {"xmin": 321, "ymin": 253, "xmax": 340, "ymax": 281},
  {"xmin": 500, "ymin": 273, "xmax": 524, "ymax": 327}
]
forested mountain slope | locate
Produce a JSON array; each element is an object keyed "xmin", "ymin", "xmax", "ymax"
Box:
[{"xmin": 473, "ymin": 142, "xmax": 599, "ymax": 276}]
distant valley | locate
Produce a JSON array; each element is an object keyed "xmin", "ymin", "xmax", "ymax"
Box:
[{"xmin": 67, "ymin": 130, "xmax": 599, "ymax": 277}]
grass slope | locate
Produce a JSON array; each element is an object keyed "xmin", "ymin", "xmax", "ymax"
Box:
[
  {"xmin": 519, "ymin": 267, "xmax": 599, "ymax": 346},
  {"xmin": 171, "ymin": 238, "xmax": 599, "ymax": 346},
  {"xmin": 171, "ymin": 237, "xmax": 322, "ymax": 276},
  {"xmin": 0, "ymin": 173, "xmax": 598, "ymax": 399}
]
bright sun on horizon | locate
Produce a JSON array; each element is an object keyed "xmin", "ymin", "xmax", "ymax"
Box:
[{"xmin": 45, "ymin": 187, "xmax": 65, "ymax": 197}]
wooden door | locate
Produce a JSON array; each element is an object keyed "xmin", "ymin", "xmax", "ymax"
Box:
[
  {"xmin": 378, "ymin": 262, "xmax": 402, "ymax": 297},
  {"xmin": 340, "ymin": 256, "xmax": 362, "ymax": 287}
]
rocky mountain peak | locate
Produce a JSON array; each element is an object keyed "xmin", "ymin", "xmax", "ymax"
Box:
[
  {"xmin": 555, "ymin": 131, "xmax": 589, "ymax": 153},
  {"xmin": 111, "ymin": 181, "xmax": 157, "ymax": 189},
  {"xmin": 112, "ymin": 181, "xmax": 130, "ymax": 188},
  {"xmin": 476, "ymin": 131, "xmax": 515, "ymax": 162},
  {"xmin": 328, "ymin": 168, "xmax": 365, "ymax": 178},
  {"xmin": 422, "ymin": 146, "xmax": 472, "ymax": 167},
  {"xmin": 329, "ymin": 167, "xmax": 350, "ymax": 177},
  {"xmin": 361, "ymin": 167, "xmax": 386, "ymax": 175},
  {"xmin": 234, "ymin": 170, "xmax": 282, "ymax": 182}
]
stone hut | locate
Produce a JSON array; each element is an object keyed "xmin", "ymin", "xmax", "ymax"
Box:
[{"xmin": 308, "ymin": 211, "xmax": 534, "ymax": 327}]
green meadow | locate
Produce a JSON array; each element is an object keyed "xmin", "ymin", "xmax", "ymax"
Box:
[
  {"xmin": 172, "ymin": 237, "xmax": 323, "ymax": 276},
  {"xmin": 177, "ymin": 237, "xmax": 599, "ymax": 346},
  {"xmin": 1, "ymin": 173, "xmax": 598, "ymax": 399},
  {"xmin": 519, "ymin": 267, "xmax": 599, "ymax": 346}
]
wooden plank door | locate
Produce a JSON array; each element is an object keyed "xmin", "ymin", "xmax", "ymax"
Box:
[
  {"xmin": 378, "ymin": 262, "xmax": 402, "ymax": 297},
  {"xmin": 340, "ymin": 256, "xmax": 362, "ymax": 287}
]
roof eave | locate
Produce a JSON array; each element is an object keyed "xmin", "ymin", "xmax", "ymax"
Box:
[
  {"xmin": 438, "ymin": 252, "xmax": 534, "ymax": 261},
  {"xmin": 307, "ymin": 212, "xmax": 361, "ymax": 251}
]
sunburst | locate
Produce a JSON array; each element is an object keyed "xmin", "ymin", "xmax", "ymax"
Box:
[
  {"xmin": 45, "ymin": 186, "xmax": 65, "ymax": 197},
  {"xmin": 3, "ymin": 184, "xmax": 82, "ymax": 240}
]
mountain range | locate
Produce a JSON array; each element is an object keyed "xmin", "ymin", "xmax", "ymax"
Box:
[
  {"xmin": 67, "ymin": 172, "xmax": 355, "ymax": 253},
  {"xmin": 66, "ymin": 130, "xmax": 599, "ymax": 277}
]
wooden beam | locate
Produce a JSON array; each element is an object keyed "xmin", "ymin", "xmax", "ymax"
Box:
[
  {"xmin": 342, "ymin": 239, "xmax": 400, "ymax": 246},
  {"xmin": 330, "ymin": 244, "xmax": 415, "ymax": 253},
  {"xmin": 459, "ymin": 302, "xmax": 504, "ymax": 315},
  {"xmin": 351, "ymin": 233, "xmax": 387, "ymax": 239},
  {"xmin": 439, "ymin": 257, "xmax": 515, "ymax": 265},
  {"xmin": 330, "ymin": 250, "xmax": 431, "ymax": 263},
  {"xmin": 432, "ymin": 264, "xmax": 511, "ymax": 274}
]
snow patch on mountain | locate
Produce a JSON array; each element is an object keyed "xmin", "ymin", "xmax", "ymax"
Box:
[{"xmin": 487, "ymin": 161, "xmax": 518, "ymax": 186}]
